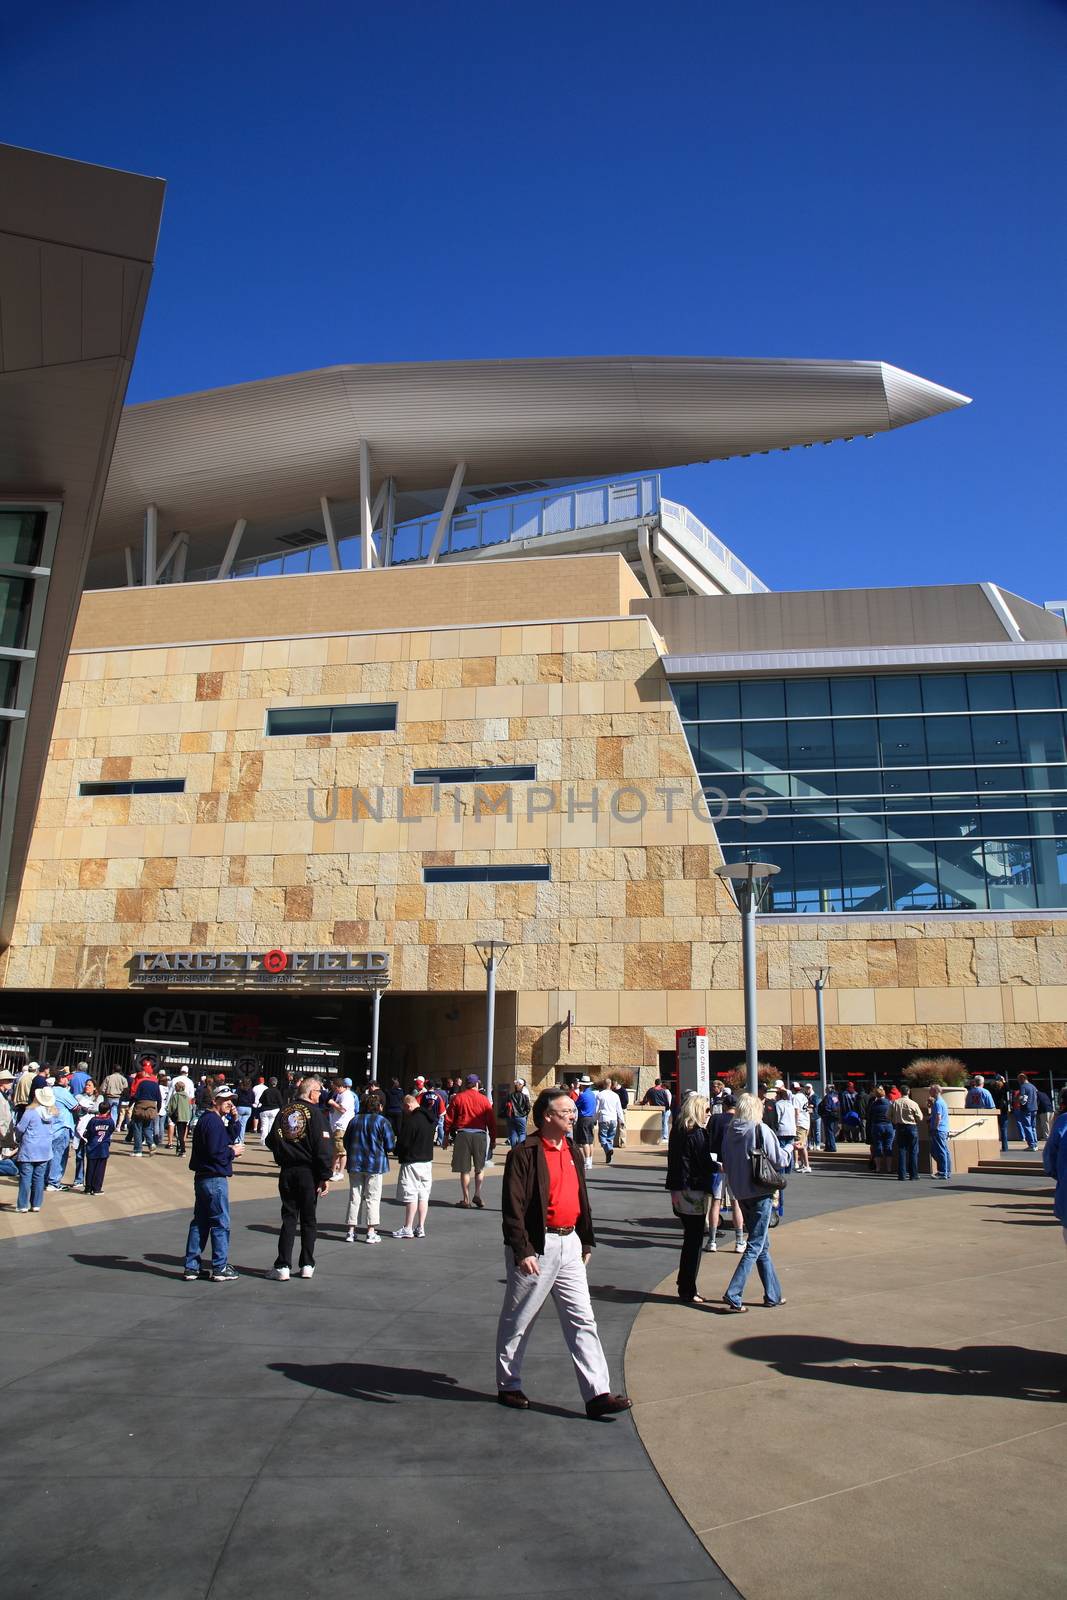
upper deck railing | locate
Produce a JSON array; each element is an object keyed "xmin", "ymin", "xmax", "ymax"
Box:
[{"xmin": 189, "ymin": 473, "xmax": 768, "ymax": 593}]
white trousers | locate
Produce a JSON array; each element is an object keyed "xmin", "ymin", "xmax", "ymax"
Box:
[
  {"xmin": 347, "ymin": 1171, "xmax": 382, "ymax": 1227},
  {"xmin": 495, "ymin": 1231, "xmax": 611, "ymax": 1402},
  {"xmin": 259, "ymin": 1109, "xmax": 278, "ymax": 1147}
]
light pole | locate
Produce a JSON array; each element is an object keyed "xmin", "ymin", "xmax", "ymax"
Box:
[
  {"xmin": 369, "ymin": 983, "xmax": 383, "ymax": 1082},
  {"xmin": 473, "ymin": 939, "xmax": 510, "ymax": 1106},
  {"xmin": 714, "ymin": 861, "xmax": 780, "ymax": 1096},
  {"xmin": 807, "ymin": 967, "xmax": 829, "ymax": 1101}
]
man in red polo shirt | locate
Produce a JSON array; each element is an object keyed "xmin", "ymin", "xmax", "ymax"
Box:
[{"xmin": 495, "ymin": 1085, "xmax": 631, "ymax": 1419}]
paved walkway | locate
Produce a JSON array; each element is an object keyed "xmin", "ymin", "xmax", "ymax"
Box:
[
  {"xmin": 627, "ymin": 1171, "xmax": 1066, "ymax": 1600},
  {"xmin": 1, "ymin": 1147, "xmax": 1058, "ymax": 1599}
]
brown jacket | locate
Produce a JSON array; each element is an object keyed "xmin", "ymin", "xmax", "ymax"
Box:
[{"xmin": 501, "ymin": 1131, "xmax": 596, "ymax": 1260}]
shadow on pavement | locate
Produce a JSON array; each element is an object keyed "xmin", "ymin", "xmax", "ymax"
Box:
[
  {"xmin": 268, "ymin": 1359, "xmax": 580, "ymax": 1418},
  {"xmin": 69, "ymin": 1252, "xmax": 178, "ymax": 1279},
  {"xmin": 728, "ymin": 1334, "xmax": 1067, "ymax": 1401}
]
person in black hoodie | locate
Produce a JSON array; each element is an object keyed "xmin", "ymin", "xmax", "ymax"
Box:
[
  {"xmin": 266, "ymin": 1077, "xmax": 334, "ymax": 1281},
  {"xmin": 392, "ymin": 1093, "xmax": 437, "ymax": 1238}
]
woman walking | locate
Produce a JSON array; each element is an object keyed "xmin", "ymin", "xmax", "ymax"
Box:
[
  {"xmin": 342, "ymin": 1088, "xmax": 394, "ymax": 1244},
  {"xmin": 720, "ymin": 1092, "xmax": 787, "ymax": 1312},
  {"xmin": 666, "ymin": 1094, "xmax": 717, "ymax": 1304},
  {"xmin": 15, "ymin": 1086, "xmax": 57, "ymax": 1213},
  {"xmin": 167, "ymin": 1071, "xmax": 194, "ymax": 1156}
]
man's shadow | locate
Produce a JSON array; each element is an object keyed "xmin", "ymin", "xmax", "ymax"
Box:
[
  {"xmin": 268, "ymin": 1360, "xmax": 578, "ymax": 1417},
  {"xmin": 730, "ymin": 1334, "xmax": 1066, "ymax": 1402}
]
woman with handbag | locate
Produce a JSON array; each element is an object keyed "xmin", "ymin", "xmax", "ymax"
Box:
[
  {"xmin": 666, "ymin": 1093, "xmax": 718, "ymax": 1304},
  {"xmin": 720, "ymin": 1092, "xmax": 786, "ymax": 1312},
  {"xmin": 129, "ymin": 1059, "xmax": 162, "ymax": 1156}
]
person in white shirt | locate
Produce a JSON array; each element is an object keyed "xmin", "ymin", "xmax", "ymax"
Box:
[
  {"xmin": 791, "ymin": 1081, "xmax": 812, "ymax": 1172},
  {"xmin": 595, "ymin": 1081, "xmax": 625, "ymax": 1165},
  {"xmin": 327, "ymin": 1077, "xmax": 358, "ymax": 1179}
]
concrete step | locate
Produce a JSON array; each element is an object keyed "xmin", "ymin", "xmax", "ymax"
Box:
[{"xmin": 969, "ymin": 1159, "xmax": 1049, "ymax": 1177}]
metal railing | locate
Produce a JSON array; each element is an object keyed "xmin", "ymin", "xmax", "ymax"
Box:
[{"xmin": 659, "ymin": 497, "xmax": 769, "ymax": 593}]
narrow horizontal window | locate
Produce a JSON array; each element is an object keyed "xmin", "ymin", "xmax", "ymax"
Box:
[
  {"xmin": 266, "ymin": 703, "xmax": 397, "ymax": 736},
  {"xmin": 423, "ymin": 864, "xmax": 551, "ymax": 884},
  {"xmin": 79, "ymin": 779, "xmax": 186, "ymax": 796},
  {"xmin": 412, "ymin": 764, "xmax": 537, "ymax": 785}
]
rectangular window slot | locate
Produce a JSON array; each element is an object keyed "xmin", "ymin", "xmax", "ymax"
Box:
[
  {"xmin": 412, "ymin": 764, "xmax": 536, "ymax": 785},
  {"xmin": 423, "ymin": 864, "xmax": 551, "ymax": 884},
  {"xmin": 266, "ymin": 703, "xmax": 397, "ymax": 736},
  {"xmin": 80, "ymin": 780, "xmax": 186, "ymax": 796}
]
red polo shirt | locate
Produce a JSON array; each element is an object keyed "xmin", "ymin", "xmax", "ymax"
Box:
[{"xmin": 542, "ymin": 1137, "xmax": 580, "ymax": 1229}]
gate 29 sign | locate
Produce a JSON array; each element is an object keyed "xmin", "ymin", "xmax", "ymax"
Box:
[{"xmin": 130, "ymin": 949, "xmax": 390, "ymax": 989}]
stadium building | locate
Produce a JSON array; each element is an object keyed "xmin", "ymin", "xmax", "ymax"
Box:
[{"xmin": 2, "ymin": 142, "xmax": 1066, "ymax": 1092}]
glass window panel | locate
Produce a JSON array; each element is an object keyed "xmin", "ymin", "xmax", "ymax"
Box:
[
  {"xmin": 448, "ymin": 516, "xmax": 479, "ymax": 552},
  {"xmin": 885, "ymin": 809, "xmax": 935, "ymax": 840},
  {"xmin": 832, "ymin": 717, "xmax": 879, "ymax": 767},
  {"xmin": 791, "ymin": 845, "xmax": 844, "ymax": 913},
  {"xmin": 980, "ymin": 811, "xmax": 1031, "ymax": 837},
  {"xmin": 743, "ymin": 720, "xmax": 789, "ymax": 773},
  {"xmin": 924, "ymin": 717, "xmax": 974, "ymax": 764},
  {"xmin": 977, "ymin": 765, "xmax": 1021, "ymax": 793},
  {"xmin": 876, "ymin": 675, "xmax": 921, "ymax": 713},
  {"xmin": 705, "ymin": 774, "xmax": 745, "ymax": 800},
  {"xmin": 983, "ymin": 840, "xmax": 1037, "ymax": 909},
  {"xmin": 888, "ymin": 841, "xmax": 940, "ymax": 909},
  {"xmin": 0, "ymin": 576, "xmax": 32, "ymax": 649},
  {"xmin": 971, "ymin": 714, "xmax": 1020, "ymax": 762},
  {"xmin": 837, "ymin": 796, "xmax": 883, "ymax": 814},
  {"xmin": 721, "ymin": 845, "xmax": 796, "ymax": 911},
  {"xmin": 750, "ymin": 768, "xmax": 791, "ymax": 798},
  {"xmin": 1022, "ymin": 765, "xmax": 1067, "ymax": 793},
  {"xmin": 788, "ymin": 719, "xmax": 834, "ymax": 767},
  {"xmin": 935, "ymin": 841, "xmax": 989, "ymax": 910},
  {"xmin": 840, "ymin": 843, "xmax": 890, "ymax": 911},
  {"xmin": 1012, "ymin": 671, "xmax": 1059, "ymax": 710},
  {"xmin": 1034, "ymin": 837, "xmax": 1067, "ymax": 908},
  {"xmin": 789, "ymin": 770, "xmax": 838, "ymax": 799},
  {"xmin": 967, "ymin": 672, "xmax": 1014, "ymax": 711},
  {"xmin": 837, "ymin": 813, "xmax": 883, "ymax": 842},
  {"xmin": 791, "ymin": 815, "xmax": 841, "ymax": 844},
  {"xmin": 389, "ymin": 526, "xmax": 420, "ymax": 563},
  {"xmin": 785, "ymin": 678, "xmax": 830, "ymax": 717},
  {"xmin": 672, "ymin": 683, "xmax": 699, "ymax": 721},
  {"xmin": 281, "ymin": 550, "xmax": 310, "ymax": 575},
  {"xmin": 308, "ymin": 544, "xmax": 334, "ymax": 572},
  {"xmin": 830, "ymin": 676, "xmax": 875, "ymax": 715},
  {"xmin": 0, "ymin": 510, "xmax": 45, "ymax": 566},
  {"xmin": 330, "ymin": 703, "xmax": 397, "ymax": 733},
  {"xmin": 1017, "ymin": 712, "xmax": 1067, "ymax": 765},
  {"xmin": 930, "ymin": 809, "xmax": 980, "ymax": 839},
  {"xmin": 0, "ymin": 658, "xmax": 17, "ymax": 708},
  {"xmin": 266, "ymin": 706, "xmax": 331, "ymax": 735},
  {"xmin": 920, "ymin": 674, "xmax": 967, "ymax": 712},
  {"xmin": 1059, "ymin": 670, "xmax": 1067, "ymax": 709},
  {"xmin": 880, "ymin": 717, "xmax": 926, "ymax": 766},
  {"xmin": 699, "ymin": 681, "xmax": 740, "ymax": 720},
  {"xmin": 929, "ymin": 767, "xmax": 976, "ymax": 794},
  {"xmin": 740, "ymin": 680, "xmax": 785, "ymax": 719},
  {"xmin": 692, "ymin": 722, "xmax": 741, "ymax": 773},
  {"xmin": 256, "ymin": 557, "xmax": 283, "ymax": 577},
  {"xmin": 714, "ymin": 818, "xmax": 756, "ymax": 846},
  {"xmin": 979, "ymin": 787, "xmax": 1026, "ymax": 809},
  {"xmin": 833, "ymin": 769, "xmax": 878, "ymax": 796}
]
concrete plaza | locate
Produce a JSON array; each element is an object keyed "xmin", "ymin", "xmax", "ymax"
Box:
[{"xmin": 0, "ymin": 1142, "xmax": 1060, "ymax": 1600}]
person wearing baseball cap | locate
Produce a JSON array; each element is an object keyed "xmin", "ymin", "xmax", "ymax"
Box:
[{"xmin": 182, "ymin": 1083, "xmax": 242, "ymax": 1282}]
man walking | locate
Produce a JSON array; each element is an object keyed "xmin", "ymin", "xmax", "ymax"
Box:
[
  {"xmin": 1014, "ymin": 1073, "xmax": 1039, "ymax": 1151},
  {"xmin": 496, "ymin": 1086, "xmax": 631, "ymax": 1418},
  {"xmin": 445, "ymin": 1073, "xmax": 496, "ymax": 1209},
  {"xmin": 266, "ymin": 1076, "xmax": 334, "ymax": 1280},
  {"xmin": 928, "ymin": 1083, "xmax": 952, "ymax": 1179},
  {"xmin": 642, "ymin": 1079, "xmax": 672, "ymax": 1143},
  {"xmin": 183, "ymin": 1084, "xmax": 241, "ymax": 1281},
  {"xmin": 890, "ymin": 1085, "xmax": 923, "ymax": 1181}
]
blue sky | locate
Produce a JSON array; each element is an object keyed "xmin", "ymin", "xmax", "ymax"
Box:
[{"xmin": 5, "ymin": 0, "xmax": 1065, "ymax": 600}]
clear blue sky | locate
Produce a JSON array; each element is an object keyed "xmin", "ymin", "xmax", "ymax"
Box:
[{"xmin": 5, "ymin": 0, "xmax": 1065, "ymax": 601}]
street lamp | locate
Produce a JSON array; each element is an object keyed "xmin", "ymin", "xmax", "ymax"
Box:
[
  {"xmin": 473, "ymin": 939, "xmax": 510, "ymax": 1105},
  {"xmin": 806, "ymin": 967, "xmax": 829, "ymax": 1101},
  {"xmin": 714, "ymin": 861, "xmax": 780, "ymax": 1096}
]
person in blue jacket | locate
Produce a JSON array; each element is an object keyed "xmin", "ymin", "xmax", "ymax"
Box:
[
  {"xmin": 1014, "ymin": 1073, "xmax": 1039, "ymax": 1150},
  {"xmin": 15, "ymin": 1088, "xmax": 57, "ymax": 1213},
  {"xmin": 1041, "ymin": 1089, "xmax": 1067, "ymax": 1252},
  {"xmin": 927, "ymin": 1084, "xmax": 951, "ymax": 1179},
  {"xmin": 965, "ymin": 1076, "xmax": 996, "ymax": 1110},
  {"xmin": 82, "ymin": 1104, "xmax": 115, "ymax": 1194},
  {"xmin": 183, "ymin": 1084, "xmax": 242, "ymax": 1281}
]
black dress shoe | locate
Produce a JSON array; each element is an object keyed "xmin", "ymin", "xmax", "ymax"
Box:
[
  {"xmin": 497, "ymin": 1389, "xmax": 530, "ymax": 1409},
  {"xmin": 585, "ymin": 1393, "xmax": 633, "ymax": 1419}
]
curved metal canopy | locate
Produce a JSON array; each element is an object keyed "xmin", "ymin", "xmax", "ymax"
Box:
[{"xmin": 96, "ymin": 355, "xmax": 969, "ymax": 554}]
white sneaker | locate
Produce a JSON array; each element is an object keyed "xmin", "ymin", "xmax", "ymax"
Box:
[
  {"xmin": 344, "ymin": 1230, "xmax": 355, "ymax": 1243},
  {"xmin": 734, "ymin": 1238, "xmax": 746, "ymax": 1254},
  {"xmin": 299, "ymin": 1265, "xmax": 314, "ymax": 1279},
  {"xmin": 703, "ymin": 1238, "xmax": 717, "ymax": 1252},
  {"xmin": 392, "ymin": 1227, "xmax": 414, "ymax": 1239},
  {"xmin": 269, "ymin": 1266, "xmax": 290, "ymax": 1281},
  {"xmin": 412, "ymin": 1226, "xmax": 425, "ymax": 1237},
  {"xmin": 365, "ymin": 1231, "xmax": 381, "ymax": 1244}
]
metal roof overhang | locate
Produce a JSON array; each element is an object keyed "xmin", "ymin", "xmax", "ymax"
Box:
[{"xmin": 96, "ymin": 356, "xmax": 970, "ymax": 560}]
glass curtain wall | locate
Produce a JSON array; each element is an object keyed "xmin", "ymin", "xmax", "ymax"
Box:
[{"xmin": 673, "ymin": 670, "xmax": 1067, "ymax": 912}]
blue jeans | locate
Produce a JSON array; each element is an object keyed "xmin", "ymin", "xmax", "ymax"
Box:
[
  {"xmin": 896, "ymin": 1124, "xmax": 919, "ymax": 1179},
  {"xmin": 236, "ymin": 1105, "xmax": 252, "ymax": 1143},
  {"xmin": 930, "ymin": 1129, "xmax": 952, "ymax": 1178},
  {"xmin": 725, "ymin": 1195, "xmax": 782, "ymax": 1307},
  {"xmin": 871, "ymin": 1125, "xmax": 894, "ymax": 1158},
  {"xmin": 184, "ymin": 1176, "xmax": 230, "ymax": 1273},
  {"xmin": 0, "ymin": 1156, "xmax": 19, "ymax": 1179},
  {"xmin": 1015, "ymin": 1111, "xmax": 1037, "ymax": 1149},
  {"xmin": 17, "ymin": 1160, "xmax": 48, "ymax": 1211},
  {"xmin": 436, "ymin": 1113, "xmax": 445, "ymax": 1146},
  {"xmin": 998, "ymin": 1113, "xmax": 1009, "ymax": 1152},
  {"xmin": 507, "ymin": 1116, "xmax": 527, "ymax": 1147},
  {"xmin": 132, "ymin": 1116, "xmax": 157, "ymax": 1154},
  {"xmin": 660, "ymin": 1109, "xmax": 671, "ymax": 1141},
  {"xmin": 74, "ymin": 1142, "xmax": 86, "ymax": 1186},
  {"xmin": 48, "ymin": 1126, "xmax": 72, "ymax": 1187},
  {"xmin": 823, "ymin": 1119, "xmax": 838, "ymax": 1152}
]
